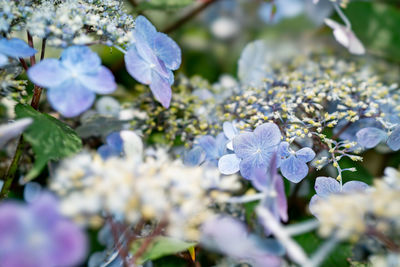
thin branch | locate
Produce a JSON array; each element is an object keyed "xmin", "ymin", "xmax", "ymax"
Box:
[{"xmin": 163, "ymin": 0, "xmax": 220, "ymax": 34}]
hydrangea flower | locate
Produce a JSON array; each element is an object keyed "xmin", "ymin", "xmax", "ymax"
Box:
[
  {"xmin": 28, "ymin": 46, "xmax": 117, "ymax": 117},
  {"xmin": 324, "ymin": 18, "xmax": 365, "ymax": 55},
  {"xmin": 0, "ymin": 193, "xmax": 87, "ymax": 267},
  {"xmin": 184, "ymin": 133, "xmax": 227, "ymax": 166},
  {"xmin": 201, "ymin": 216, "xmax": 283, "ymax": 267},
  {"xmin": 98, "ymin": 130, "xmax": 143, "ymax": 161},
  {"xmin": 309, "ymin": 176, "xmax": 369, "ymax": 216},
  {"xmin": 0, "ymin": 38, "xmax": 37, "ymax": 67},
  {"xmin": 278, "ymin": 142, "xmax": 315, "ymax": 183},
  {"xmin": 356, "ymin": 126, "xmax": 400, "ymax": 151},
  {"xmin": 218, "ymin": 123, "xmax": 281, "ymax": 179},
  {"xmin": 125, "ymin": 16, "xmax": 181, "ymax": 108}
]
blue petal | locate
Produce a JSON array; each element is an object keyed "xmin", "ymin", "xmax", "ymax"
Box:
[
  {"xmin": 60, "ymin": 46, "xmax": 101, "ymax": 74},
  {"xmin": 233, "ymin": 131, "xmax": 257, "ymax": 159},
  {"xmin": 356, "ymin": 127, "xmax": 387, "ymax": 149},
  {"xmin": 98, "ymin": 145, "xmax": 119, "ymax": 160},
  {"xmin": 47, "ymin": 79, "xmax": 96, "ymax": 117},
  {"xmin": 197, "ymin": 135, "xmax": 217, "ymax": 160},
  {"xmin": 154, "ymin": 32, "xmax": 181, "ymax": 70},
  {"xmin": 215, "ymin": 133, "xmax": 228, "ymax": 157},
  {"xmin": 342, "ymin": 181, "xmax": 369, "ymax": 192},
  {"xmin": 239, "ymin": 157, "xmax": 266, "ymax": 180},
  {"xmin": 253, "ymin": 123, "xmax": 281, "ymax": 148},
  {"xmin": 223, "ymin": 121, "xmax": 238, "ymax": 140},
  {"xmin": 251, "ymin": 168, "xmax": 271, "ymax": 191},
  {"xmin": 0, "ymin": 53, "xmax": 8, "ymax": 67},
  {"xmin": 295, "ymin": 147, "xmax": 315, "ymax": 163},
  {"xmin": 278, "ymin": 142, "xmax": 290, "ymax": 163},
  {"xmin": 218, "ymin": 154, "xmax": 241, "ymax": 175},
  {"xmin": 149, "ymin": 72, "xmax": 172, "ymax": 108},
  {"xmin": 184, "ymin": 146, "xmax": 205, "ymax": 166},
  {"xmin": 314, "ymin": 176, "xmax": 340, "ymax": 197},
  {"xmin": 387, "ymin": 126, "xmax": 400, "ymax": 151},
  {"xmin": 28, "ymin": 59, "xmax": 70, "ymax": 88},
  {"xmin": 124, "ymin": 46, "xmax": 152, "ymax": 84},
  {"xmin": 106, "ymin": 132, "xmax": 124, "ymax": 153},
  {"xmin": 280, "ymin": 155, "xmax": 308, "ymax": 183},
  {"xmin": 80, "ymin": 66, "xmax": 117, "ymax": 94},
  {"xmin": 134, "ymin": 15, "xmax": 157, "ymax": 47},
  {"xmin": 0, "ymin": 38, "xmax": 37, "ymax": 58}
]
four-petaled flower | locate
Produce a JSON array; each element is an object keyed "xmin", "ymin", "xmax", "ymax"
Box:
[
  {"xmin": 309, "ymin": 176, "xmax": 369, "ymax": 216},
  {"xmin": 125, "ymin": 15, "xmax": 181, "ymax": 108},
  {"xmin": 277, "ymin": 142, "xmax": 315, "ymax": 183},
  {"xmin": 0, "ymin": 38, "xmax": 37, "ymax": 67},
  {"xmin": 0, "ymin": 193, "xmax": 87, "ymax": 267},
  {"xmin": 218, "ymin": 123, "xmax": 281, "ymax": 179},
  {"xmin": 28, "ymin": 46, "xmax": 117, "ymax": 117}
]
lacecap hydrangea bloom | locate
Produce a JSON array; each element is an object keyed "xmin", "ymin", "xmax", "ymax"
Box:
[
  {"xmin": 125, "ymin": 15, "xmax": 181, "ymax": 108},
  {"xmin": 28, "ymin": 46, "xmax": 117, "ymax": 117},
  {"xmin": 0, "ymin": 193, "xmax": 87, "ymax": 267}
]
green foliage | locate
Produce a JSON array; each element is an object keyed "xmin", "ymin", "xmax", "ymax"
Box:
[
  {"xmin": 345, "ymin": 2, "xmax": 400, "ymax": 62},
  {"xmin": 131, "ymin": 236, "xmax": 196, "ymax": 264},
  {"xmin": 15, "ymin": 104, "xmax": 82, "ymax": 181},
  {"xmin": 138, "ymin": 0, "xmax": 193, "ymax": 10}
]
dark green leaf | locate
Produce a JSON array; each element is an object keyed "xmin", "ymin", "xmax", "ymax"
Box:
[{"xmin": 15, "ymin": 104, "xmax": 82, "ymax": 181}]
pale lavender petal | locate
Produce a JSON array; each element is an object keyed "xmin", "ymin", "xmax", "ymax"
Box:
[
  {"xmin": 275, "ymin": 175, "xmax": 288, "ymax": 222},
  {"xmin": 61, "ymin": 46, "xmax": 101, "ymax": 74},
  {"xmin": 280, "ymin": 156, "xmax": 308, "ymax": 183},
  {"xmin": 308, "ymin": 194, "xmax": 321, "ymax": 216},
  {"xmin": 149, "ymin": 72, "xmax": 172, "ymax": 108},
  {"xmin": 184, "ymin": 146, "xmax": 205, "ymax": 166},
  {"xmin": 124, "ymin": 46, "xmax": 152, "ymax": 84},
  {"xmin": 0, "ymin": 38, "xmax": 37, "ymax": 58},
  {"xmin": 30, "ymin": 193, "xmax": 60, "ymax": 227},
  {"xmin": 356, "ymin": 127, "xmax": 387, "ymax": 149},
  {"xmin": 295, "ymin": 147, "xmax": 315, "ymax": 163},
  {"xmin": 80, "ymin": 66, "xmax": 117, "ymax": 94},
  {"xmin": 342, "ymin": 181, "xmax": 369, "ymax": 193},
  {"xmin": 240, "ymin": 157, "xmax": 266, "ymax": 180},
  {"xmin": 197, "ymin": 135, "xmax": 217, "ymax": 159},
  {"xmin": 134, "ymin": 15, "xmax": 157, "ymax": 47},
  {"xmin": 251, "ymin": 168, "xmax": 271, "ymax": 192},
  {"xmin": 154, "ymin": 32, "xmax": 181, "ymax": 70},
  {"xmin": 223, "ymin": 121, "xmax": 237, "ymax": 140},
  {"xmin": 28, "ymin": 59, "xmax": 70, "ymax": 88},
  {"xmin": 47, "ymin": 79, "xmax": 96, "ymax": 117},
  {"xmin": 254, "ymin": 123, "xmax": 281, "ymax": 147},
  {"xmin": 233, "ymin": 131, "xmax": 257, "ymax": 159},
  {"xmin": 314, "ymin": 176, "xmax": 340, "ymax": 197},
  {"xmin": 218, "ymin": 154, "xmax": 241, "ymax": 175},
  {"xmin": 387, "ymin": 126, "xmax": 400, "ymax": 151},
  {"xmin": 215, "ymin": 133, "xmax": 228, "ymax": 157}
]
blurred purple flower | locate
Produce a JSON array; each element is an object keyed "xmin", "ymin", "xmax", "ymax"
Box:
[
  {"xmin": 28, "ymin": 46, "xmax": 117, "ymax": 117},
  {"xmin": 125, "ymin": 16, "xmax": 181, "ymax": 108},
  {"xmin": 0, "ymin": 193, "xmax": 87, "ymax": 267},
  {"xmin": 218, "ymin": 123, "xmax": 281, "ymax": 179},
  {"xmin": 0, "ymin": 38, "xmax": 37, "ymax": 67},
  {"xmin": 278, "ymin": 142, "xmax": 315, "ymax": 183},
  {"xmin": 201, "ymin": 216, "xmax": 283, "ymax": 267},
  {"xmin": 309, "ymin": 177, "xmax": 369, "ymax": 216},
  {"xmin": 184, "ymin": 133, "xmax": 227, "ymax": 166}
]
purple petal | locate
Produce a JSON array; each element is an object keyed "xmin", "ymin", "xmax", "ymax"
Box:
[
  {"xmin": 356, "ymin": 127, "xmax": 387, "ymax": 149},
  {"xmin": 197, "ymin": 135, "xmax": 217, "ymax": 159},
  {"xmin": 154, "ymin": 32, "xmax": 181, "ymax": 70},
  {"xmin": 274, "ymin": 175, "xmax": 288, "ymax": 222},
  {"xmin": 60, "ymin": 46, "xmax": 101, "ymax": 74},
  {"xmin": 124, "ymin": 46, "xmax": 152, "ymax": 84},
  {"xmin": 240, "ymin": 157, "xmax": 266, "ymax": 180},
  {"xmin": 28, "ymin": 59, "xmax": 70, "ymax": 88},
  {"xmin": 342, "ymin": 181, "xmax": 369, "ymax": 193},
  {"xmin": 251, "ymin": 168, "xmax": 271, "ymax": 192},
  {"xmin": 233, "ymin": 131, "xmax": 257, "ymax": 159},
  {"xmin": 80, "ymin": 66, "xmax": 117, "ymax": 94},
  {"xmin": 280, "ymin": 156, "xmax": 308, "ymax": 183},
  {"xmin": 149, "ymin": 72, "xmax": 172, "ymax": 108},
  {"xmin": 47, "ymin": 79, "xmax": 96, "ymax": 117},
  {"xmin": 218, "ymin": 154, "xmax": 241, "ymax": 175},
  {"xmin": 0, "ymin": 203, "xmax": 25, "ymax": 247},
  {"xmin": 0, "ymin": 38, "xmax": 37, "ymax": 58},
  {"xmin": 106, "ymin": 132, "xmax": 124, "ymax": 153},
  {"xmin": 295, "ymin": 147, "xmax": 315, "ymax": 163},
  {"xmin": 387, "ymin": 126, "xmax": 400, "ymax": 151},
  {"xmin": 30, "ymin": 193, "xmax": 60, "ymax": 227},
  {"xmin": 50, "ymin": 220, "xmax": 87, "ymax": 266},
  {"xmin": 254, "ymin": 123, "xmax": 281, "ymax": 147},
  {"xmin": 314, "ymin": 176, "xmax": 340, "ymax": 197}
]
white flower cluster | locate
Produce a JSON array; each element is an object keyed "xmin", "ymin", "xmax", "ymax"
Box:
[
  {"xmin": 1, "ymin": 0, "xmax": 134, "ymax": 47},
  {"xmin": 50, "ymin": 149, "xmax": 240, "ymax": 240}
]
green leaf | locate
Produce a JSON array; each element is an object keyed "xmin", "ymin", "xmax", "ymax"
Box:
[
  {"xmin": 344, "ymin": 2, "xmax": 400, "ymax": 62},
  {"xmin": 131, "ymin": 236, "xmax": 196, "ymax": 264},
  {"xmin": 15, "ymin": 104, "xmax": 82, "ymax": 181},
  {"xmin": 138, "ymin": 0, "xmax": 193, "ymax": 10}
]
